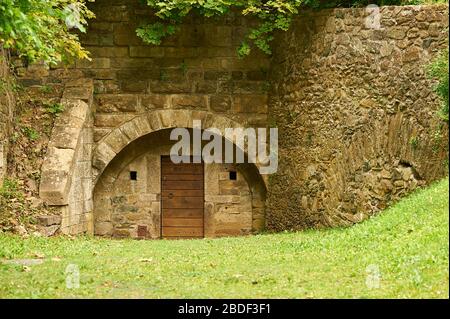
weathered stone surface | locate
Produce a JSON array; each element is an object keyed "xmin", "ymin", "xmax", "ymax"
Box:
[
  {"xmin": 103, "ymin": 127, "xmax": 131, "ymax": 153},
  {"xmin": 266, "ymin": 5, "xmax": 449, "ymax": 232},
  {"xmin": 210, "ymin": 95, "xmax": 232, "ymax": 112},
  {"xmin": 85, "ymin": 46, "xmax": 129, "ymax": 58},
  {"xmin": 94, "ymin": 114, "xmax": 135, "ymax": 127},
  {"xmin": 38, "ymin": 225, "xmax": 60, "ymax": 237},
  {"xmin": 48, "ymin": 126, "xmax": 82, "ymax": 150},
  {"xmin": 150, "ymin": 82, "xmax": 192, "ymax": 94},
  {"xmin": 39, "ymin": 169, "xmax": 72, "ymax": 205},
  {"xmin": 403, "ymin": 45, "xmax": 422, "ymax": 62},
  {"xmin": 76, "ymin": 58, "xmax": 111, "ymax": 69},
  {"xmin": 95, "ymin": 222, "xmax": 114, "ymax": 236},
  {"xmin": 233, "ymin": 95, "xmax": 268, "ymax": 114},
  {"xmin": 129, "ymin": 46, "xmax": 164, "ymax": 58}
]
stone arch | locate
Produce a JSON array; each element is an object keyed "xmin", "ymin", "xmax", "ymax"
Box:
[
  {"xmin": 93, "ymin": 111, "xmax": 270, "ymax": 238},
  {"xmin": 92, "ymin": 109, "xmax": 269, "ymax": 189}
]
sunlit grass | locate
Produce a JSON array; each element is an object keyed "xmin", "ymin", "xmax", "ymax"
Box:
[{"xmin": 0, "ymin": 178, "xmax": 448, "ymax": 298}]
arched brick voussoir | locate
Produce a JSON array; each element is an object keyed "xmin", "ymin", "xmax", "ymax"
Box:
[
  {"xmin": 120, "ymin": 116, "xmax": 152, "ymax": 142},
  {"xmin": 92, "ymin": 142, "xmax": 117, "ymax": 175},
  {"xmin": 93, "ymin": 109, "xmax": 269, "ymax": 189}
]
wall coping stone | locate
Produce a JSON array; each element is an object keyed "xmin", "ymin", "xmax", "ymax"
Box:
[{"xmin": 39, "ymin": 79, "xmax": 93, "ymax": 205}]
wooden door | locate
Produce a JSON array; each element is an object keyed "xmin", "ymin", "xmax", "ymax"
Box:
[{"xmin": 161, "ymin": 156, "xmax": 204, "ymax": 239}]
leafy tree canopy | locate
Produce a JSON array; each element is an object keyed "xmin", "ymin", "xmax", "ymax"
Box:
[{"xmin": 0, "ymin": 0, "xmax": 94, "ymax": 65}]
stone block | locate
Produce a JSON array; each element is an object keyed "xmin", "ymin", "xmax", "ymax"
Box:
[
  {"xmin": 210, "ymin": 95, "xmax": 232, "ymax": 112},
  {"xmin": 111, "ymin": 58, "xmax": 155, "ymax": 69},
  {"xmin": 129, "ymin": 46, "xmax": 165, "ymax": 58},
  {"xmin": 246, "ymin": 70, "xmax": 268, "ymax": 81},
  {"xmin": 117, "ymin": 69, "xmax": 159, "ymax": 80},
  {"xmin": 164, "ymin": 47, "xmax": 199, "ymax": 58},
  {"xmin": 57, "ymin": 100, "xmax": 89, "ymax": 124},
  {"xmin": 114, "ymin": 24, "xmax": 144, "ymax": 46},
  {"xmin": 94, "ymin": 114, "xmax": 136, "ymax": 128},
  {"xmin": 92, "ymin": 143, "xmax": 117, "ymax": 171},
  {"xmin": 95, "ymin": 6, "xmax": 129, "ymax": 22},
  {"xmin": 38, "ymin": 225, "xmax": 60, "ymax": 237},
  {"xmin": 195, "ymin": 81, "xmax": 218, "ymax": 94},
  {"xmin": 62, "ymin": 87, "xmax": 93, "ymax": 102},
  {"xmin": 403, "ymin": 46, "xmax": 422, "ymax": 62},
  {"xmin": 95, "ymin": 222, "xmax": 113, "ymax": 236},
  {"xmin": 88, "ymin": 21, "xmax": 113, "ymax": 33},
  {"xmin": 76, "ymin": 58, "xmax": 111, "ymax": 69},
  {"xmin": 121, "ymin": 80, "xmax": 147, "ymax": 93},
  {"xmin": 94, "ymin": 80, "xmax": 121, "ymax": 94},
  {"xmin": 117, "ymin": 121, "xmax": 139, "ymax": 142},
  {"xmin": 104, "ymin": 128, "xmax": 131, "ymax": 153},
  {"xmin": 94, "ymin": 128, "xmax": 111, "ymax": 142},
  {"xmin": 86, "ymin": 46, "xmax": 129, "ymax": 58},
  {"xmin": 147, "ymin": 113, "xmax": 163, "ymax": 131},
  {"xmin": 48, "ymin": 126, "xmax": 81, "ymax": 150},
  {"xmin": 204, "ymin": 71, "xmax": 230, "ymax": 81},
  {"xmin": 387, "ymin": 27, "xmax": 407, "ymax": 40},
  {"xmin": 205, "ymin": 195, "xmax": 241, "ymax": 204},
  {"xmin": 131, "ymin": 116, "xmax": 153, "ymax": 137},
  {"xmin": 150, "ymin": 81, "xmax": 192, "ymax": 94},
  {"xmin": 172, "ymin": 95, "xmax": 207, "ymax": 109},
  {"xmin": 159, "ymin": 109, "xmax": 191, "ymax": 128},
  {"xmin": 37, "ymin": 215, "xmax": 62, "ymax": 227},
  {"xmin": 205, "ymin": 26, "xmax": 232, "ymax": 47},
  {"xmin": 96, "ymin": 94, "xmax": 138, "ymax": 112},
  {"xmin": 39, "ymin": 169, "xmax": 72, "ymax": 205},
  {"xmin": 82, "ymin": 69, "xmax": 117, "ymax": 80},
  {"xmin": 233, "ymin": 95, "xmax": 268, "ymax": 114}
]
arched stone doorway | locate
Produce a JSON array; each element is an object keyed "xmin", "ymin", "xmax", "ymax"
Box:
[{"xmin": 92, "ymin": 110, "xmax": 267, "ymax": 239}]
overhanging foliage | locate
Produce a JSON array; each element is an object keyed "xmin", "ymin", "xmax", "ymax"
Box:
[{"xmin": 0, "ymin": 0, "xmax": 95, "ymax": 65}]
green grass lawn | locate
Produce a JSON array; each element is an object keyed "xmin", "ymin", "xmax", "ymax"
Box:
[{"xmin": 0, "ymin": 178, "xmax": 448, "ymax": 299}]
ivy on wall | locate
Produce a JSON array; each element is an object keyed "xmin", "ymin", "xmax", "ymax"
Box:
[
  {"xmin": 0, "ymin": 0, "xmax": 94, "ymax": 65},
  {"xmin": 0, "ymin": 0, "xmax": 447, "ymax": 62},
  {"xmin": 136, "ymin": 0, "xmax": 448, "ymax": 57}
]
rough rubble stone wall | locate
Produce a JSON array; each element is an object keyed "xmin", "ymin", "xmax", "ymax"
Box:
[
  {"xmin": 267, "ymin": 5, "xmax": 449, "ymax": 231},
  {"xmin": 0, "ymin": 48, "xmax": 15, "ymax": 185}
]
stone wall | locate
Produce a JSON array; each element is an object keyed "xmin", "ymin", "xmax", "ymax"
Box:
[
  {"xmin": 0, "ymin": 48, "xmax": 15, "ymax": 185},
  {"xmin": 10, "ymin": 3, "xmax": 450, "ymax": 236},
  {"xmin": 74, "ymin": 0, "xmax": 270, "ymax": 148},
  {"xmin": 267, "ymin": 5, "xmax": 449, "ymax": 230}
]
